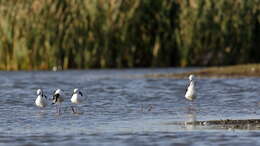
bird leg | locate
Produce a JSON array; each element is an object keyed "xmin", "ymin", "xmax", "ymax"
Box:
[
  {"xmin": 58, "ymin": 103, "xmax": 62, "ymax": 115},
  {"xmin": 71, "ymin": 106, "xmax": 76, "ymax": 114},
  {"xmin": 56, "ymin": 105, "xmax": 59, "ymax": 114},
  {"xmin": 71, "ymin": 105, "xmax": 81, "ymax": 114},
  {"xmin": 76, "ymin": 105, "xmax": 79, "ymax": 113}
]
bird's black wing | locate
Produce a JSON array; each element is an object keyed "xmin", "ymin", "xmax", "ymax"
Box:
[
  {"xmin": 56, "ymin": 94, "xmax": 60, "ymax": 102},
  {"xmin": 185, "ymin": 82, "xmax": 190, "ymax": 92},
  {"xmin": 79, "ymin": 91, "xmax": 83, "ymax": 96},
  {"xmin": 52, "ymin": 94, "xmax": 59, "ymax": 103}
]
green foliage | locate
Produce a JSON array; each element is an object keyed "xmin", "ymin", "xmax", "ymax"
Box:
[
  {"xmin": 0, "ymin": 0, "xmax": 259, "ymax": 70},
  {"xmin": 177, "ymin": 0, "xmax": 260, "ymax": 66}
]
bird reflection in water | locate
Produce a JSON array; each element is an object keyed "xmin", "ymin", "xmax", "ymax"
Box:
[{"xmin": 184, "ymin": 104, "xmax": 197, "ymax": 130}]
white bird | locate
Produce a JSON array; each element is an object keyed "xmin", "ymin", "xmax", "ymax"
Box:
[
  {"xmin": 185, "ymin": 74, "xmax": 197, "ymax": 101},
  {"xmin": 52, "ymin": 89, "xmax": 64, "ymax": 114},
  {"xmin": 71, "ymin": 88, "xmax": 83, "ymax": 114},
  {"xmin": 35, "ymin": 89, "xmax": 48, "ymax": 108}
]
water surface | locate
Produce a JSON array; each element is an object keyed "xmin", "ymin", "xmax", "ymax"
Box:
[{"xmin": 0, "ymin": 68, "xmax": 260, "ymax": 146}]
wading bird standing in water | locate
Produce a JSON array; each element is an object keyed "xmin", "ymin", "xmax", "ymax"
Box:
[
  {"xmin": 185, "ymin": 74, "xmax": 197, "ymax": 101},
  {"xmin": 71, "ymin": 88, "xmax": 83, "ymax": 114},
  {"xmin": 52, "ymin": 89, "xmax": 64, "ymax": 114},
  {"xmin": 35, "ymin": 89, "xmax": 48, "ymax": 108}
]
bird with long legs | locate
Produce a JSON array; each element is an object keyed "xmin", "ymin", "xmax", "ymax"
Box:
[
  {"xmin": 35, "ymin": 89, "xmax": 48, "ymax": 109},
  {"xmin": 185, "ymin": 74, "xmax": 197, "ymax": 101},
  {"xmin": 71, "ymin": 88, "xmax": 83, "ymax": 114},
  {"xmin": 52, "ymin": 89, "xmax": 64, "ymax": 115}
]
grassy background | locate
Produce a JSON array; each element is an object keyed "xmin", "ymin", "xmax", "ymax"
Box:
[{"xmin": 0, "ymin": 0, "xmax": 259, "ymax": 70}]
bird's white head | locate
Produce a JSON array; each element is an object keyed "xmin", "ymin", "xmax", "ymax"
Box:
[
  {"xmin": 189, "ymin": 74, "xmax": 195, "ymax": 81},
  {"xmin": 73, "ymin": 88, "xmax": 79, "ymax": 93},
  {"xmin": 37, "ymin": 89, "xmax": 43, "ymax": 95},
  {"xmin": 54, "ymin": 89, "xmax": 62, "ymax": 95}
]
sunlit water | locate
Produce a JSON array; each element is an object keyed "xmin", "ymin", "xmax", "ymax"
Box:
[{"xmin": 0, "ymin": 68, "xmax": 260, "ymax": 146}]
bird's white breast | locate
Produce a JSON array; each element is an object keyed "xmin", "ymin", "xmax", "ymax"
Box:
[
  {"xmin": 185, "ymin": 82, "xmax": 196, "ymax": 100},
  {"xmin": 35, "ymin": 95, "xmax": 47, "ymax": 108},
  {"xmin": 71, "ymin": 94, "xmax": 81, "ymax": 104}
]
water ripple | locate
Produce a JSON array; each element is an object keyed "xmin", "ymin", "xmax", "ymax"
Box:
[{"xmin": 0, "ymin": 69, "xmax": 260, "ymax": 145}]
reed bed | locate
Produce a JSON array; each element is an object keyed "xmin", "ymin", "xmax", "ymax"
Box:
[{"xmin": 0, "ymin": 0, "xmax": 259, "ymax": 70}]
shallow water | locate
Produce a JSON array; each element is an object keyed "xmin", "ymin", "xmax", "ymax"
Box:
[{"xmin": 0, "ymin": 68, "xmax": 260, "ymax": 146}]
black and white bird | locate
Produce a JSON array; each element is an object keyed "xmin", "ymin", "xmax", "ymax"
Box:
[
  {"xmin": 35, "ymin": 89, "xmax": 48, "ymax": 108},
  {"xmin": 71, "ymin": 88, "xmax": 83, "ymax": 114},
  {"xmin": 185, "ymin": 74, "xmax": 197, "ymax": 101},
  {"xmin": 52, "ymin": 89, "xmax": 64, "ymax": 114}
]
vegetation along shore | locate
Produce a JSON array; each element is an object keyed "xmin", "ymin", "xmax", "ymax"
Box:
[
  {"xmin": 0, "ymin": 0, "xmax": 259, "ymax": 70},
  {"xmin": 147, "ymin": 64, "xmax": 260, "ymax": 78}
]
